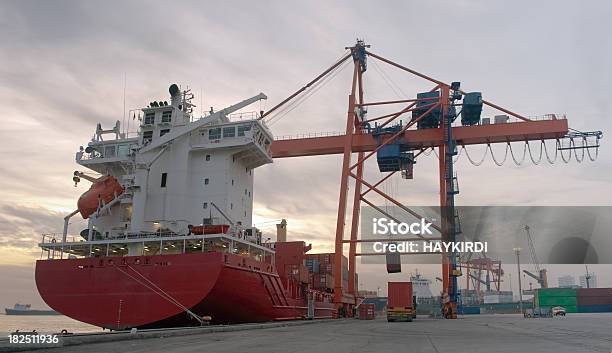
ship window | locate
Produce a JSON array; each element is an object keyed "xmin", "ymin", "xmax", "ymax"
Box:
[
  {"xmin": 232, "ymin": 156, "xmax": 235, "ymax": 162},
  {"xmin": 237, "ymin": 125, "xmax": 250, "ymax": 137},
  {"xmin": 203, "ymin": 202, "xmax": 208, "ymax": 209},
  {"xmin": 248, "ymin": 191, "xmax": 251, "ymax": 197},
  {"xmin": 223, "ymin": 126, "xmax": 235, "ymax": 138},
  {"xmin": 208, "ymin": 128, "xmax": 221, "ymax": 140},
  {"xmin": 230, "ymin": 203, "xmax": 233, "ymax": 210},
  {"xmin": 161, "ymin": 110, "xmax": 172, "ymax": 123},
  {"xmin": 104, "ymin": 145, "xmax": 116, "ymax": 158},
  {"xmin": 161, "ymin": 173, "xmax": 167, "ymax": 187},
  {"xmin": 204, "ymin": 178, "xmax": 209, "ymax": 185},
  {"xmin": 160, "ymin": 129, "xmax": 170, "ymax": 137},
  {"xmin": 143, "ymin": 131, "xmax": 153, "ymax": 144},
  {"xmin": 144, "ymin": 112, "xmax": 155, "ymax": 125},
  {"xmin": 232, "ymin": 179, "xmax": 234, "ymax": 186},
  {"xmin": 117, "ymin": 144, "xmax": 130, "ymax": 157},
  {"xmin": 244, "ymin": 189, "xmax": 247, "ymax": 195},
  {"xmin": 205, "ymin": 154, "xmax": 211, "ymax": 161}
]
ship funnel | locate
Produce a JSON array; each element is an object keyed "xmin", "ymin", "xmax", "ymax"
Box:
[
  {"xmin": 169, "ymin": 83, "xmax": 181, "ymax": 107},
  {"xmin": 276, "ymin": 219, "xmax": 287, "ymax": 242}
]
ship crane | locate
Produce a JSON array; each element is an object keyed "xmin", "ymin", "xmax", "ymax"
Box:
[
  {"xmin": 262, "ymin": 40, "xmax": 601, "ymax": 318},
  {"xmin": 522, "ymin": 225, "xmax": 548, "ymax": 288}
]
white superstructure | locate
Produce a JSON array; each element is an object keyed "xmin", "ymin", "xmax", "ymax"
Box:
[
  {"xmin": 410, "ymin": 271, "xmax": 433, "ymax": 299},
  {"xmin": 74, "ymin": 84, "xmax": 272, "ymax": 239}
]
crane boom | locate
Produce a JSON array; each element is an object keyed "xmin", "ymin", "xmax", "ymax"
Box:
[
  {"xmin": 271, "ymin": 119, "xmax": 568, "ymax": 158},
  {"xmin": 524, "ymin": 225, "xmax": 540, "ymax": 273},
  {"xmin": 523, "ymin": 225, "xmax": 548, "ymax": 288}
]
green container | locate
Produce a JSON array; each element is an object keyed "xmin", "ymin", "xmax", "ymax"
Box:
[
  {"xmin": 538, "ymin": 296, "xmax": 577, "ymax": 307},
  {"xmin": 537, "ymin": 288, "xmax": 577, "ymax": 298}
]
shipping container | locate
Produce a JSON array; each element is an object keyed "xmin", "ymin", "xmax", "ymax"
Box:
[
  {"xmin": 577, "ymin": 304, "xmax": 612, "ymax": 313},
  {"xmin": 387, "ymin": 282, "xmax": 415, "ymax": 322},
  {"xmin": 577, "ymin": 296, "xmax": 612, "ymax": 306},
  {"xmin": 305, "ymin": 259, "xmax": 320, "ymax": 274},
  {"xmin": 535, "ymin": 288, "xmax": 578, "ymax": 310},
  {"xmin": 358, "ymin": 303, "xmax": 376, "ymax": 320},
  {"xmin": 537, "ymin": 288, "xmax": 577, "ymax": 297},
  {"xmin": 538, "ymin": 296, "xmax": 577, "ymax": 307},
  {"xmin": 577, "ymin": 288, "xmax": 612, "ymax": 298},
  {"xmin": 458, "ymin": 305, "xmax": 480, "ymax": 315},
  {"xmin": 284, "ymin": 264, "xmax": 310, "ymax": 284}
]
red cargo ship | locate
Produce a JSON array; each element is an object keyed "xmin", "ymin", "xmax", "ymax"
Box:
[
  {"xmin": 35, "ymin": 85, "xmax": 340, "ymax": 329},
  {"xmin": 36, "ymin": 241, "xmax": 335, "ymax": 328}
]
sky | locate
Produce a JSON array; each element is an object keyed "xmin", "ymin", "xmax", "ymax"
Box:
[{"xmin": 0, "ymin": 0, "xmax": 611, "ymax": 309}]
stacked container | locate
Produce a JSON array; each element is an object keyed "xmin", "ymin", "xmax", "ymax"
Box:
[
  {"xmin": 576, "ymin": 288, "xmax": 612, "ymax": 313},
  {"xmin": 284, "ymin": 263, "xmax": 310, "ymax": 284},
  {"xmin": 358, "ymin": 303, "xmax": 376, "ymax": 320},
  {"xmin": 305, "ymin": 253, "xmax": 349, "ymax": 292},
  {"xmin": 534, "ymin": 288, "xmax": 577, "ymax": 313},
  {"xmin": 305, "ymin": 258, "xmax": 320, "ymax": 273}
]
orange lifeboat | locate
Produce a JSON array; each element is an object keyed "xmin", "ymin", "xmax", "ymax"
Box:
[{"xmin": 77, "ymin": 175, "xmax": 124, "ymax": 219}]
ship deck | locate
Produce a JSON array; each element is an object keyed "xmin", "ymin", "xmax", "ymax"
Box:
[{"xmin": 39, "ymin": 233, "xmax": 274, "ymax": 259}]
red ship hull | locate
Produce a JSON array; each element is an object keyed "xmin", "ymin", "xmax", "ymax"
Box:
[{"xmin": 35, "ymin": 252, "xmax": 334, "ymax": 329}]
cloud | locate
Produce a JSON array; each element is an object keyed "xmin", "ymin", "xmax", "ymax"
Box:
[{"xmin": 0, "ymin": 203, "xmax": 88, "ymax": 265}]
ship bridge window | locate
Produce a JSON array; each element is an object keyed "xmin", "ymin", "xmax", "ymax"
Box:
[
  {"xmin": 103, "ymin": 145, "xmax": 116, "ymax": 158},
  {"xmin": 117, "ymin": 144, "xmax": 130, "ymax": 157},
  {"xmin": 237, "ymin": 124, "xmax": 251, "ymax": 137},
  {"xmin": 209, "ymin": 128, "xmax": 221, "ymax": 140},
  {"xmin": 204, "ymin": 178, "xmax": 209, "ymax": 185},
  {"xmin": 144, "ymin": 112, "xmax": 155, "ymax": 125},
  {"xmin": 205, "ymin": 154, "xmax": 211, "ymax": 161},
  {"xmin": 143, "ymin": 131, "xmax": 153, "ymax": 144},
  {"xmin": 161, "ymin": 173, "xmax": 167, "ymax": 187},
  {"xmin": 160, "ymin": 129, "xmax": 170, "ymax": 137},
  {"xmin": 223, "ymin": 126, "xmax": 236, "ymax": 138},
  {"xmin": 161, "ymin": 110, "xmax": 172, "ymax": 123}
]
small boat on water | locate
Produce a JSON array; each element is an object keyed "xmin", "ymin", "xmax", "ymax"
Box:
[{"xmin": 5, "ymin": 303, "xmax": 59, "ymax": 316}]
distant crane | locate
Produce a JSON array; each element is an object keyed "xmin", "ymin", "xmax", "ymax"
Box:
[
  {"xmin": 584, "ymin": 264, "xmax": 592, "ymax": 288},
  {"xmin": 522, "ymin": 225, "xmax": 548, "ymax": 288}
]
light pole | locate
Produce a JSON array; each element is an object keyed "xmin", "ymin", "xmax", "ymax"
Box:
[{"xmin": 514, "ymin": 247, "xmax": 523, "ymax": 316}]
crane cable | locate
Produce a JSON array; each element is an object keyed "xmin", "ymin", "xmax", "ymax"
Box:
[
  {"xmin": 267, "ymin": 59, "xmax": 350, "ymax": 127},
  {"xmin": 371, "ymin": 59, "xmax": 408, "ymax": 99},
  {"xmin": 264, "ymin": 50, "xmax": 351, "ymax": 127}
]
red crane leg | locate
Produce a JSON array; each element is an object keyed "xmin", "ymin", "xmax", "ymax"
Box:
[
  {"xmin": 348, "ymin": 151, "xmax": 364, "ymax": 296},
  {"xmin": 333, "ymin": 64, "xmax": 359, "ymax": 307}
]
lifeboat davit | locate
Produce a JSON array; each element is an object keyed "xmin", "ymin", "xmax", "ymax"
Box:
[{"xmin": 77, "ymin": 175, "xmax": 124, "ymax": 219}]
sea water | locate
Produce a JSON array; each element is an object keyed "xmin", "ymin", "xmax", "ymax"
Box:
[{"xmin": 0, "ymin": 313, "xmax": 100, "ymax": 336}]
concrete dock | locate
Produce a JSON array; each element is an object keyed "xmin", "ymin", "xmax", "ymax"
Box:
[{"xmin": 16, "ymin": 314, "xmax": 612, "ymax": 353}]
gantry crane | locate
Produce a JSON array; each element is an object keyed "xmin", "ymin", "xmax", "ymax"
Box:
[
  {"xmin": 522, "ymin": 225, "xmax": 548, "ymax": 288},
  {"xmin": 262, "ymin": 41, "xmax": 601, "ymax": 318}
]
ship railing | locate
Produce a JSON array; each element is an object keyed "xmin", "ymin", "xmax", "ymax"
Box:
[
  {"xmin": 42, "ymin": 230, "xmax": 267, "ymax": 244},
  {"xmin": 227, "ymin": 111, "xmax": 259, "ymax": 121},
  {"xmin": 40, "ymin": 231, "xmax": 275, "ymax": 261},
  {"xmin": 41, "ymin": 233, "xmax": 82, "ymax": 244}
]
